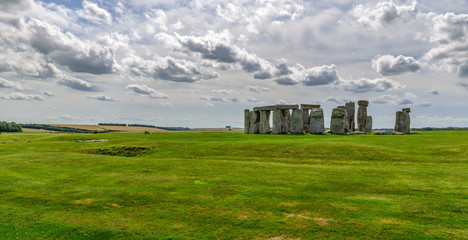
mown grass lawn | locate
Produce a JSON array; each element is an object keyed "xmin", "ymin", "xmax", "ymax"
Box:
[{"xmin": 0, "ymin": 131, "xmax": 467, "ymax": 239}]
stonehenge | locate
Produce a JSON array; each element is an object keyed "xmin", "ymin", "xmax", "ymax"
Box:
[
  {"xmin": 244, "ymin": 100, "xmax": 414, "ymax": 135},
  {"xmin": 330, "ymin": 108, "xmax": 347, "ymax": 134},
  {"xmin": 394, "ymin": 108, "xmax": 411, "ymax": 134},
  {"xmin": 357, "ymin": 100, "xmax": 369, "ymax": 132},
  {"xmin": 309, "ymin": 108, "xmax": 325, "ymax": 134}
]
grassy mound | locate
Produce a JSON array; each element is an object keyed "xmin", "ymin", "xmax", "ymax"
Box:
[{"xmin": 0, "ymin": 131, "xmax": 466, "ymax": 239}]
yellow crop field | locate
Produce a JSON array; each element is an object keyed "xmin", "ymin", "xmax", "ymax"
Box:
[{"xmin": 49, "ymin": 124, "xmax": 166, "ymax": 132}]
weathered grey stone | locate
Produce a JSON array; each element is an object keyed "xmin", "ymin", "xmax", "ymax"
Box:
[
  {"xmin": 330, "ymin": 108, "xmax": 346, "ymax": 135},
  {"xmin": 345, "ymin": 102, "xmax": 355, "ymax": 132},
  {"xmin": 284, "ymin": 109, "xmax": 291, "ymax": 133},
  {"xmin": 300, "ymin": 104, "xmax": 321, "ymax": 110},
  {"xmin": 144, "ymin": 130, "xmax": 152, "ymax": 134},
  {"xmin": 259, "ymin": 110, "xmax": 271, "ymax": 134},
  {"xmin": 302, "ymin": 109, "xmax": 310, "ymax": 133},
  {"xmin": 394, "ymin": 111, "xmax": 405, "ymax": 133},
  {"xmin": 358, "ymin": 100, "xmax": 369, "ymax": 107},
  {"xmin": 403, "ymin": 108, "xmax": 411, "ymax": 134},
  {"xmin": 357, "ymin": 100, "xmax": 368, "ymax": 132},
  {"xmin": 309, "ymin": 108, "xmax": 325, "ymax": 134},
  {"xmin": 253, "ymin": 105, "xmax": 276, "ymax": 111},
  {"xmin": 290, "ymin": 109, "xmax": 304, "ymax": 134},
  {"xmin": 244, "ymin": 109, "xmax": 251, "ymax": 134},
  {"xmin": 337, "ymin": 106, "xmax": 349, "ymax": 132},
  {"xmin": 249, "ymin": 111, "xmax": 260, "ymax": 134},
  {"xmin": 272, "ymin": 109, "xmax": 289, "ymax": 134},
  {"xmin": 365, "ymin": 116, "xmax": 373, "ymax": 133},
  {"xmin": 274, "ymin": 104, "xmax": 299, "ymax": 110},
  {"xmin": 374, "ymin": 130, "xmax": 405, "ymax": 135}
]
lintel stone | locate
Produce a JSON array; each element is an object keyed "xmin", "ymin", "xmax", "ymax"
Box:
[
  {"xmin": 274, "ymin": 104, "xmax": 299, "ymax": 110},
  {"xmin": 253, "ymin": 105, "xmax": 276, "ymax": 111},
  {"xmin": 300, "ymin": 104, "xmax": 321, "ymax": 110}
]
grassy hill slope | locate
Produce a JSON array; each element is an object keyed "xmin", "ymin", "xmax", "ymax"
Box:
[{"xmin": 0, "ymin": 131, "xmax": 466, "ymax": 239}]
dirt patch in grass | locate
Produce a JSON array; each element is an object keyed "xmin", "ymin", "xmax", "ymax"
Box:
[
  {"xmin": 74, "ymin": 198, "xmax": 94, "ymax": 204},
  {"xmin": 88, "ymin": 146, "xmax": 154, "ymax": 157}
]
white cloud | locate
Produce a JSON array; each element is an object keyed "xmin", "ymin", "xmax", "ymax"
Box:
[
  {"xmin": 125, "ymin": 84, "xmax": 168, "ymax": 99},
  {"xmin": 79, "ymin": 0, "xmax": 112, "ymax": 25},
  {"xmin": 57, "ymin": 76, "xmax": 100, "ymax": 92},
  {"xmin": 429, "ymin": 89, "xmax": 439, "ymax": 95},
  {"xmin": 245, "ymin": 85, "xmax": 271, "ymax": 93},
  {"xmin": 212, "ymin": 89, "xmax": 235, "ymax": 95},
  {"xmin": 324, "ymin": 96, "xmax": 352, "ymax": 104},
  {"xmin": 337, "ymin": 77, "xmax": 404, "ymax": 93},
  {"xmin": 372, "ymin": 92, "xmax": 417, "ymax": 105},
  {"xmin": 372, "ymin": 55, "xmax": 421, "ymax": 76},
  {"xmin": 353, "ymin": 1, "xmax": 418, "ymax": 30},
  {"xmin": 423, "ymin": 12, "xmax": 468, "ymax": 78},
  {"xmin": 87, "ymin": 95, "xmax": 117, "ymax": 101},
  {"xmin": 1, "ymin": 92, "xmax": 44, "ymax": 101},
  {"xmin": 44, "ymin": 91, "xmax": 55, "ymax": 97},
  {"xmin": 122, "ymin": 55, "xmax": 219, "ymax": 83},
  {"xmin": 0, "ymin": 78, "xmax": 23, "ymax": 90}
]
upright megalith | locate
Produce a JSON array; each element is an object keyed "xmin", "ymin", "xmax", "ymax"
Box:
[
  {"xmin": 244, "ymin": 109, "xmax": 251, "ymax": 134},
  {"xmin": 330, "ymin": 108, "xmax": 346, "ymax": 135},
  {"xmin": 394, "ymin": 108, "xmax": 411, "ymax": 134},
  {"xmin": 394, "ymin": 111, "xmax": 405, "ymax": 133},
  {"xmin": 272, "ymin": 104, "xmax": 298, "ymax": 134},
  {"xmin": 249, "ymin": 111, "xmax": 260, "ymax": 134},
  {"xmin": 365, "ymin": 116, "xmax": 373, "ymax": 133},
  {"xmin": 337, "ymin": 106, "xmax": 349, "ymax": 133},
  {"xmin": 300, "ymin": 104, "xmax": 320, "ymax": 133},
  {"xmin": 357, "ymin": 100, "xmax": 369, "ymax": 132},
  {"xmin": 309, "ymin": 108, "xmax": 325, "ymax": 134},
  {"xmin": 290, "ymin": 109, "xmax": 304, "ymax": 134},
  {"xmin": 345, "ymin": 102, "xmax": 355, "ymax": 132},
  {"xmin": 403, "ymin": 108, "xmax": 411, "ymax": 134},
  {"xmin": 259, "ymin": 110, "xmax": 271, "ymax": 134}
]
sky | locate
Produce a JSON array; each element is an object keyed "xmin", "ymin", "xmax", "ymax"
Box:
[{"xmin": 1, "ymin": 0, "xmax": 468, "ymax": 128}]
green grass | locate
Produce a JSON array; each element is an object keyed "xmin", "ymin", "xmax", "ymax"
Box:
[{"xmin": 0, "ymin": 131, "xmax": 467, "ymax": 239}]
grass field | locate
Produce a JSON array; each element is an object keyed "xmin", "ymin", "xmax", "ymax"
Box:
[
  {"xmin": 49, "ymin": 124, "xmax": 166, "ymax": 132},
  {"xmin": 0, "ymin": 131, "xmax": 467, "ymax": 239}
]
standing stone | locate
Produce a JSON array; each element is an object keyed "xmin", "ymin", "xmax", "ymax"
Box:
[
  {"xmin": 337, "ymin": 106, "xmax": 349, "ymax": 132},
  {"xmin": 402, "ymin": 108, "xmax": 411, "ymax": 134},
  {"xmin": 259, "ymin": 110, "xmax": 271, "ymax": 134},
  {"xmin": 345, "ymin": 102, "xmax": 355, "ymax": 132},
  {"xmin": 394, "ymin": 111, "xmax": 405, "ymax": 133},
  {"xmin": 330, "ymin": 108, "xmax": 346, "ymax": 135},
  {"xmin": 290, "ymin": 109, "xmax": 304, "ymax": 134},
  {"xmin": 357, "ymin": 100, "xmax": 369, "ymax": 132},
  {"xmin": 302, "ymin": 109, "xmax": 310, "ymax": 133},
  {"xmin": 284, "ymin": 110, "xmax": 291, "ymax": 133},
  {"xmin": 365, "ymin": 116, "xmax": 373, "ymax": 133},
  {"xmin": 272, "ymin": 109, "xmax": 287, "ymax": 134},
  {"xmin": 309, "ymin": 108, "xmax": 325, "ymax": 134},
  {"xmin": 244, "ymin": 109, "xmax": 251, "ymax": 134},
  {"xmin": 249, "ymin": 111, "xmax": 260, "ymax": 134}
]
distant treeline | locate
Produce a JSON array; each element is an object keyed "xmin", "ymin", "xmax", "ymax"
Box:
[
  {"xmin": 20, "ymin": 124, "xmax": 94, "ymax": 133},
  {"xmin": 0, "ymin": 121, "xmax": 22, "ymax": 132},
  {"xmin": 98, "ymin": 123, "xmax": 190, "ymax": 131},
  {"xmin": 412, "ymin": 127, "xmax": 468, "ymax": 131}
]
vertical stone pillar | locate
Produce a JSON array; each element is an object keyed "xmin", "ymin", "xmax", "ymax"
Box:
[
  {"xmin": 357, "ymin": 100, "xmax": 369, "ymax": 132},
  {"xmin": 302, "ymin": 109, "xmax": 310, "ymax": 133},
  {"xmin": 249, "ymin": 111, "xmax": 260, "ymax": 134},
  {"xmin": 330, "ymin": 108, "xmax": 346, "ymax": 135},
  {"xmin": 402, "ymin": 108, "xmax": 411, "ymax": 134},
  {"xmin": 284, "ymin": 109, "xmax": 291, "ymax": 133},
  {"xmin": 290, "ymin": 109, "xmax": 304, "ymax": 134},
  {"xmin": 259, "ymin": 110, "xmax": 271, "ymax": 134},
  {"xmin": 394, "ymin": 111, "xmax": 405, "ymax": 132},
  {"xmin": 337, "ymin": 106, "xmax": 349, "ymax": 133},
  {"xmin": 244, "ymin": 109, "xmax": 251, "ymax": 134},
  {"xmin": 365, "ymin": 116, "xmax": 373, "ymax": 133},
  {"xmin": 345, "ymin": 101, "xmax": 355, "ymax": 132},
  {"xmin": 309, "ymin": 108, "xmax": 324, "ymax": 134},
  {"xmin": 272, "ymin": 109, "xmax": 284, "ymax": 134}
]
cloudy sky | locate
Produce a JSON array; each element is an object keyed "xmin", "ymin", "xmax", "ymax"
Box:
[{"xmin": 1, "ymin": 0, "xmax": 468, "ymax": 128}]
